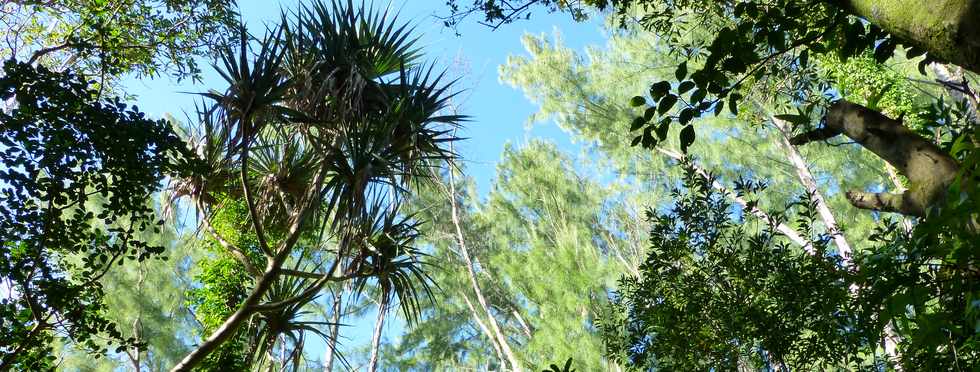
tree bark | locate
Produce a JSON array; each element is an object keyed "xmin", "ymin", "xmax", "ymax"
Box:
[
  {"xmin": 170, "ymin": 263, "xmax": 282, "ymax": 372},
  {"xmin": 772, "ymin": 117, "xmax": 854, "ymax": 258},
  {"xmin": 791, "ymin": 100, "xmax": 960, "ymax": 217},
  {"xmin": 367, "ymin": 293, "xmax": 388, "ymax": 372},
  {"xmin": 441, "ymin": 157, "xmax": 524, "ymax": 371},
  {"xmin": 461, "ymin": 293, "xmax": 506, "ymax": 367},
  {"xmin": 842, "ymin": 0, "xmax": 980, "ymax": 74},
  {"xmin": 323, "ymin": 286, "xmax": 344, "ymax": 372}
]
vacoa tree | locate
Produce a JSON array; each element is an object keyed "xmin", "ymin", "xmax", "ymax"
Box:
[{"xmin": 164, "ymin": 1, "xmax": 463, "ymax": 370}]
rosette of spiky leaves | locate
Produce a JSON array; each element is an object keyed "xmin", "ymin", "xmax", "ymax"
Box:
[
  {"xmin": 277, "ymin": 0, "xmax": 463, "ymax": 235},
  {"xmin": 380, "ymin": 63, "xmax": 465, "ymax": 186},
  {"xmin": 200, "ymin": 24, "xmax": 292, "ymax": 157},
  {"xmin": 166, "ymin": 101, "xmax": 237, "ymax": 210},
  {"xmin": 247, "ymin": 128, "xmax": 319, "ymax": 226},
  {"xmin": 347, "ymin": 202, "xmax": 436, "ymax": 325},
  {"xmin": 249, "ymin": 260, "xmax": 341, "ymax": 370},
  {"xmin": 169, "ymin": 24, "xmax": 293, "ymax": 217}
]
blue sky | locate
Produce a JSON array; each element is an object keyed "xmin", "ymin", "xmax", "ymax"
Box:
[{"xmin": 121, "ymin": 0, "xmax": 608, "ymax": 365}]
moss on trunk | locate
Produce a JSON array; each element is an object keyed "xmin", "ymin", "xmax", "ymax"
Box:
[{"xmin": 845, "ymin": 0, "xmax": 980, "ymax": 73}]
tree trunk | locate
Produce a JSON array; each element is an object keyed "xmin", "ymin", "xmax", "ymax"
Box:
[
  {"xmin": 367, "ymin": 293, "xmax": 388, "ymax": 372},
  {"xmin": 323, "ymin": 286, "xmax": 344, "ymax": 371},
  {"xmin": 461, "ymin": 293, "xmax": 506, "ymax": 367},
  {"xmin": 842, "ymin": 0, "xmax": 980, "ymax": 74},
  {"xmin": 772, "ymin": 117, "xmax": 854, "ymax": 258},
  {"xmin": 170, "ymin": 263, "xmax": 281, "ymax": 372},
  {"xmin": 791, "ymin": 100, "xmax": 960, "ymax": 217},
  {"xmin": 444, "ymin": 164, "xmax": 524, "ymax": 371}
]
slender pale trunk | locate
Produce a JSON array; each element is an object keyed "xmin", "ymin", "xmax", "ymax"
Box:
[
  {"xmin": 129, "ymin": 263, "xmax": 146, "ymax": 372},
  {"xmin": 444, "ymin": 162, "xmax": 523, "ymax": 371},
  {"xmin": 323, "ymin": 286, "xmax": 344, "ymax": 371},
  {"xmin": 461, "ymin": 293, "xmax": 506, "ymax": 367},
  {"xmin": 771, "ymin": 117, "xmax": 853, "ymax": 258},
  {"xmin": 783, "ymin": 102, "xmax": 942, "ymax": 367},
  {"xmin": 367, "ymin": 293, "xmax": 388, "ymax": 372}
]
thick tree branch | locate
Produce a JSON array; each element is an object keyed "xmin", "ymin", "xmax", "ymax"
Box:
[
  {"xmin": 793, "ymin": 100, "xmax": 960, "ymax": 216},
  {"xmin": 841, "ymin": 0, "xmax": 980, "ymax": 74},
  {"xmin": 169, "ymin": 260, "xmax": 283, "ymax": 372},
  {"xmin": 171, "ymin": 161, "xmax": 329, "ymax": 371}
]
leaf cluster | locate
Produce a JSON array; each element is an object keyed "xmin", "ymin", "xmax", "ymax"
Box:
[
  {"xmin": 598, "ymin": 162, "xmax": 877, "ymax": 370},
  {"xmin": 0, "ymin": 60, "xmax": 194, "ymax": 369},
  {"xmin": 617, "ymin": 0, "xmax": 911, "ymax": 150}
]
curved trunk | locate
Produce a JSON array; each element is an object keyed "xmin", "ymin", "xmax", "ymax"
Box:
[
  {"xmin": 791, "ymin": 100, "xmax": 960, "ymax": 217},
  {"xmin": 170, "ymin": 264, "xmax": 281, "ymax": 372},
  {"xmin": 444, "ymin": 164, "xmax": 524, "ymax": 371}
]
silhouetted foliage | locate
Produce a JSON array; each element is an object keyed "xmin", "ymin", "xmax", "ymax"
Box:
[{"xmin": 0, "ymin": 60, "xmax": 195, "ymax": 370}]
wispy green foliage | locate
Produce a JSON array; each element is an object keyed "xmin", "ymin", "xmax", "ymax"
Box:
[{"xmin": 385, "ymin": 141, "xmax": 639, "ymax": 371}]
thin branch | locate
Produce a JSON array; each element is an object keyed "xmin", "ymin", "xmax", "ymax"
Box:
[
  {"xmin": 198, "ymin": 200, "xmax": 261, "ymax": 277},
  {"xmin": 460, "ymin": 292, "xmax": 506, "ymax": 365},
  {"xmin": 656, "ymin": 147, "xmax": 813, "ymax": 252},
  {"xmin": 26, "ymin": 41, "xmax": 72, "ymax": 64},
  {"xmin": 770, "ymin": 115, "xmax": 853, "ymax": 260},
  {"xmin": 239, "ymin": 139, "xmax": 275, "ymax": 258}
]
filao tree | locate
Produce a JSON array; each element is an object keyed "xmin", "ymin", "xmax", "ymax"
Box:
[
  {"xmin": 449, "ymin": 0, "xmax": 979, "ymax": 219},
  {"xmin": 446, "ymin": 0, "xmax": 979, "ymax": 370}
]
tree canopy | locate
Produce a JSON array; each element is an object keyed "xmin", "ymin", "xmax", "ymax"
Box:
[{"xmin": 2, "ymin": 0, "xmax": 979, "ymax": 370}]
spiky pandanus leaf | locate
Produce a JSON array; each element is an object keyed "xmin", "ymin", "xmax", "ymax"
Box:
[{"xmin": 168, "ymin": 2, "xmax": 464, "ymax": 369}]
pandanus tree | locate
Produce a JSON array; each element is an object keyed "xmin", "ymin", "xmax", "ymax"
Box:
[{"xmin": 167, "ymin": 1, "xmax": 462, "ymax": 370}]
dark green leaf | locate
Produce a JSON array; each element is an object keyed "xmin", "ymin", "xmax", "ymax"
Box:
[
  {"xmin": 678, "ymin": 81, "xmax": 695, "ymax": 94},
  {"xmin": 675, "ymin": 61, "xmax": 688, "ymax": 81},
  {"xmin": 649, "ymin": 81, "xmax": 671, "ymax": 100},
  {"xmin": 644, "ymin": 107, "xmax": 657, "ymax": 121},
  {"xmin": 679, "ymin": 108, "xmax": 695, "ymax": 125},
  {"xmin": 658, "ymin": 94, "xmax": 678, "ymax": 115},
  {"xmin": 690, "ymin": 89, "xmax": 707, "ymax": 104},
  {"xmin": 656, "ymin": 119, "xmax": 670, "ymax": 141},
  {"xmin": 631, "ymin": 135, "xmax": 642, "ymax": 147},
  {"xmin": 630, "ymin": 96, "xmax": 646, "ymax": 107},
  {"xmin": 680, "ymin": 125, "xmax": 695, "ymax": 153},
  {"xmin": 630, "ymin": 116, "xmax": 647, "ymax": 131}
]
